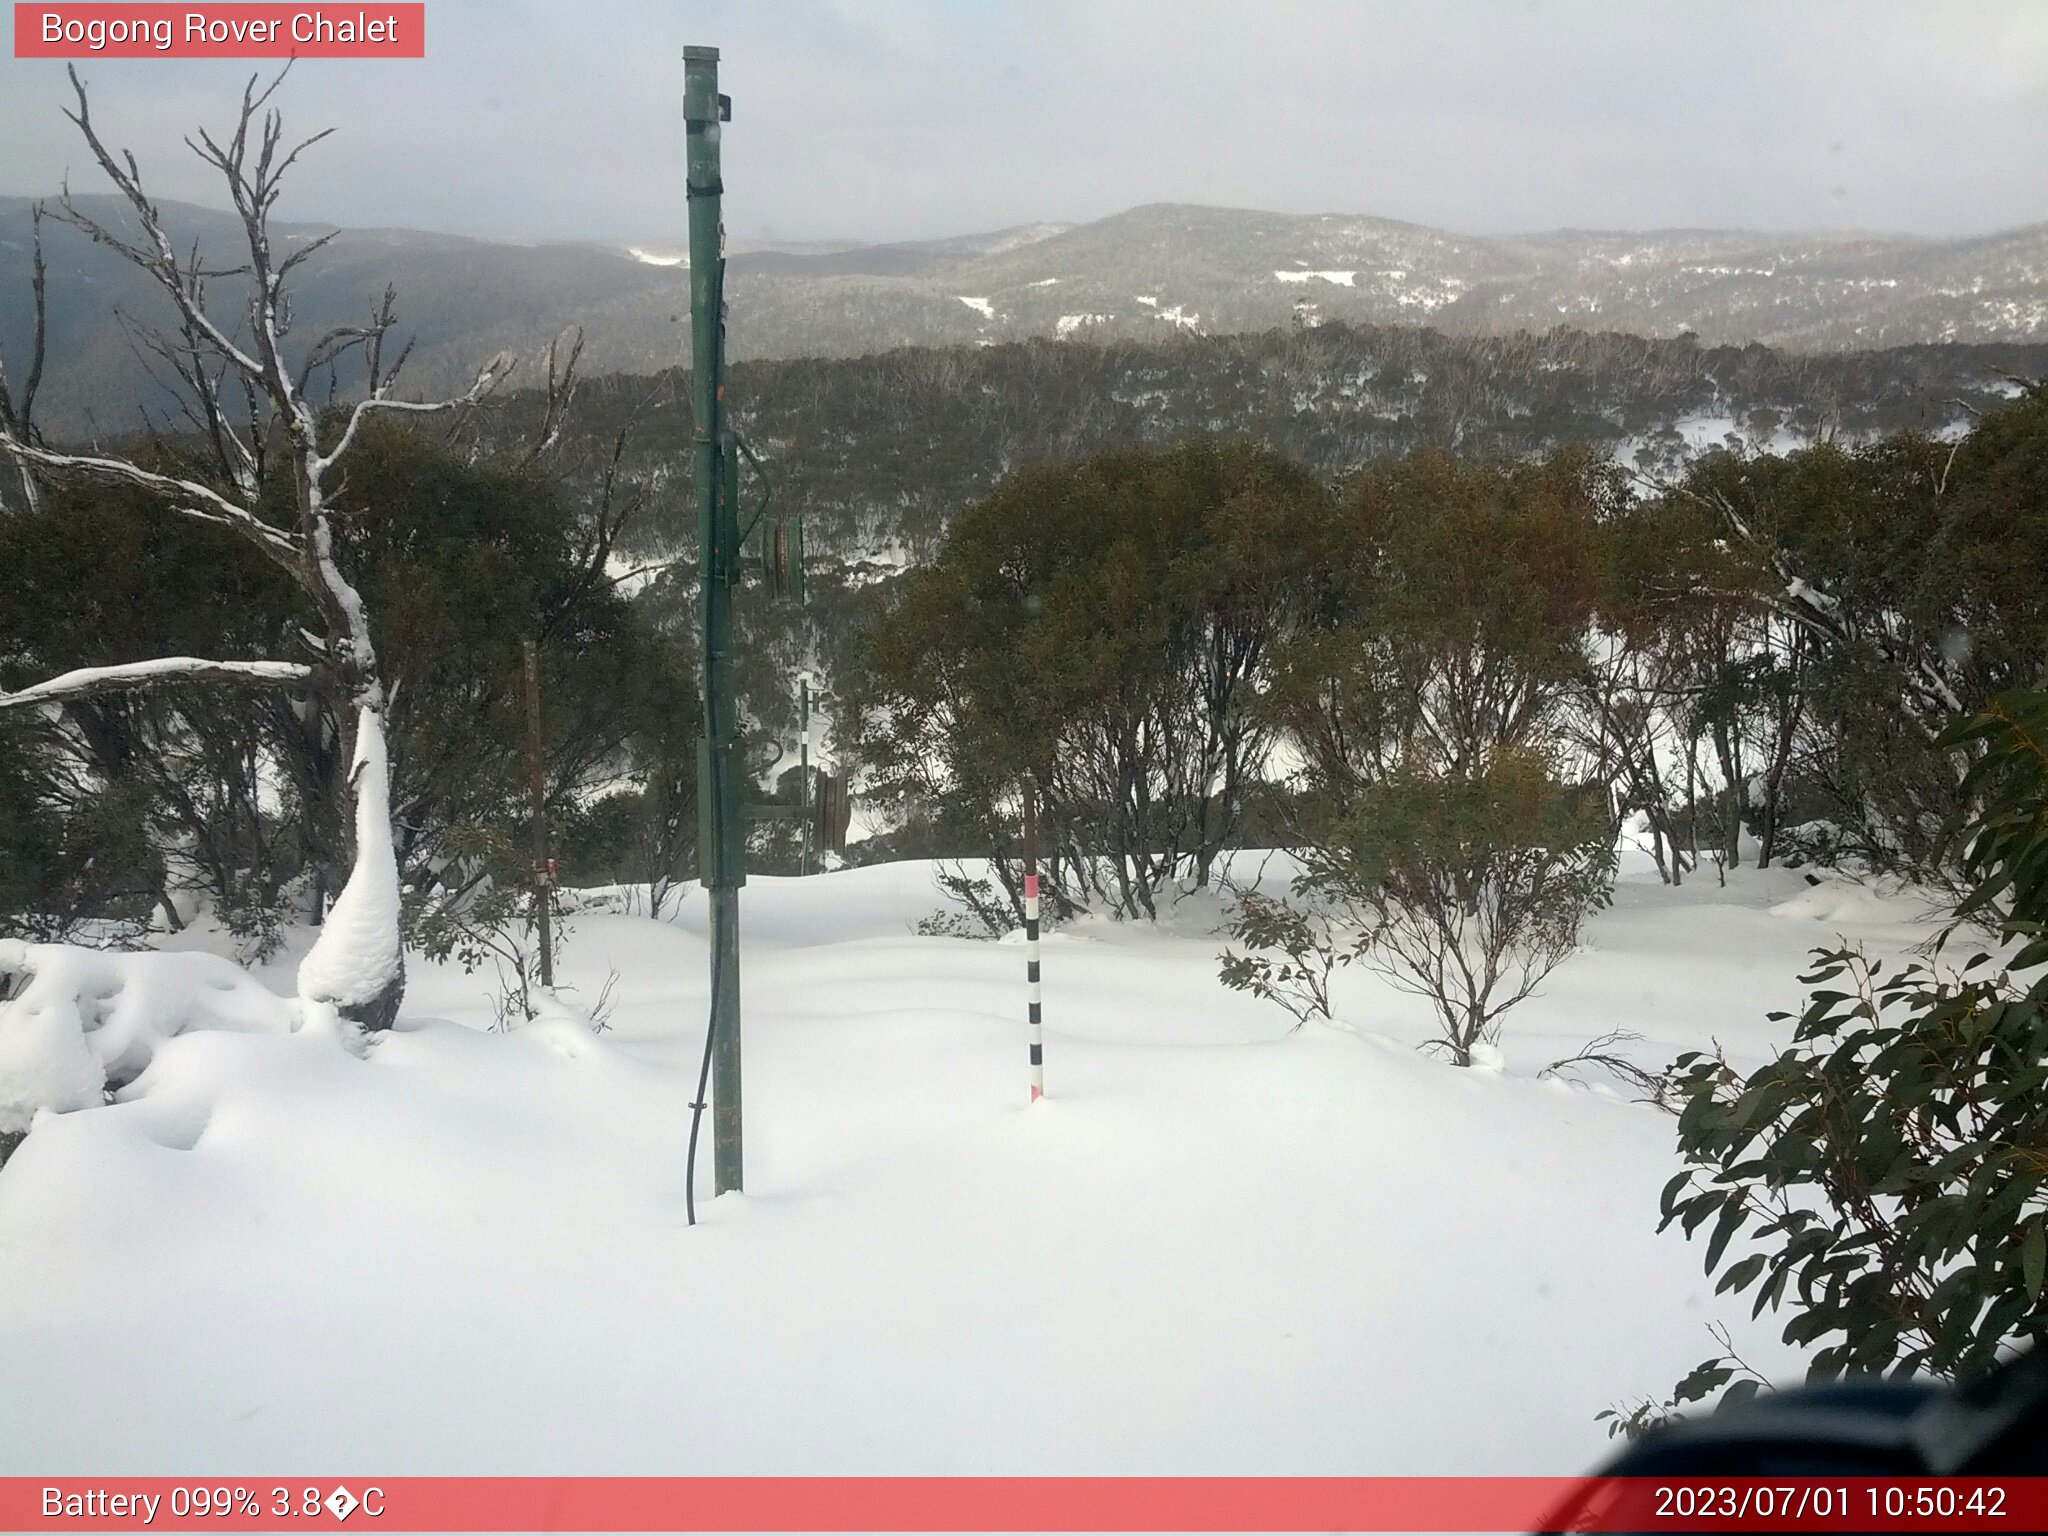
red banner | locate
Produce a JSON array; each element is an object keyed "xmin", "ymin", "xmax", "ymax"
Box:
[
  {"xmin": 3, "ymin": 1476, "xmax": 2046, "ymax": 1532},
  {"xmin": 13, "ymin": 5, "xmax": 425, "ymax": 58}
]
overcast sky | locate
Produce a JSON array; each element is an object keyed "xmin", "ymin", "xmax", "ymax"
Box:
[{"xmin": 3, "ymin": 0, "xmax": 2045, "ymax": 246}]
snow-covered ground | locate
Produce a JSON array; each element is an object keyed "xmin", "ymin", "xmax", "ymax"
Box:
[{"xmin": 0, "ymin": 852, "xmax": 1941, "ymax": 1477}]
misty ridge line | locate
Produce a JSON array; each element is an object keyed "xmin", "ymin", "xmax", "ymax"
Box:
[
  {"xmin": 17, "ymin": 188, "xmax": 2048, "ymax": 254},
  {"xmin": 3, "ymin": 192, "xmax": 2045, "ymax": 437}
]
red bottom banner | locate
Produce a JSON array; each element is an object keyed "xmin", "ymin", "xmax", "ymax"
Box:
[{"xmin": 4, "ymin": 1476, "xmax": 2045, "ymax": 1533}]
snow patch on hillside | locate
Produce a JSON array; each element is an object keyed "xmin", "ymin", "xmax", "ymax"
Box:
[
  {"xmin": 1394, "ymin": 277, "xmax": 1467, "ymax": 311},
  {"xmin": 1275, "ymin": 269, "xmax": 1357, "ymax": 286},
  {"xmin": 975, "ymin": 223, "xmax": 1071, "ymax": 256},
  {"xmin": 957, "ymin": 296, "xmax": 995, "ymax": 320}
]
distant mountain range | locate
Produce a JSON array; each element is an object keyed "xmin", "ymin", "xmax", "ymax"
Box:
[{"xmin": 3, "ymin": 195, "xmax": 2045, "ymax": 435}]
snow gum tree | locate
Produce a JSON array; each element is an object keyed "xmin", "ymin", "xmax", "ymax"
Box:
[
  {"xmin": 1655, "ymin": 396, "xmax": 2048, "ymax": 893},
  {"xmin": 1296, "ymin": 750, "xmax": 1615, "ymax": 1064},
  {"xmin": 1246, "ymin": 447, "xmax": 1621, "ymax": 1060},
  {"xmin": 0, "ymin": 69, "xmax": 514, "ymax": 1030},
  {"xmin": 845, "ymin": 438, "xmax": 1326, "ymax": 921}
]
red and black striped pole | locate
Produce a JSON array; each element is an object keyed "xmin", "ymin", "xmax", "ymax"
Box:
[{"xmin": 1023, "ymin": 774, "xmax": 1044, "ymax": 1102}]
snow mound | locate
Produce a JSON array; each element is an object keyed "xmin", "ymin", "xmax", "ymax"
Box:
[
  {"xmin": 296, "ymin": 710, "xmax": 403, "ymax": 1023},
  {"xmin": 0, "ymin": 939, "xmax": 293, "ymax": 1136},
  {"xmin": 1766, "ymin": 877, "xmax": 1927, "ymax": 926},
  {"xmin": 516, "ymin": 989, "xmax": 613, "ymax": 1060}
]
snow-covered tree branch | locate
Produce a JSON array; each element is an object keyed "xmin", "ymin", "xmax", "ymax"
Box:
[{"xmin": 0, "ymin": 659, "xmax": 311, "ymax": 711}]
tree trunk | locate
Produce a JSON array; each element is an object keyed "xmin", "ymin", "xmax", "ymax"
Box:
[
  {"xmin": 1457, "ymin": 1000, "xmax": 1484, "ymax": 1066},
  {"xmin": 1757, "ymin": 641, "xmax": 1806, "ymax": 870},
  {"xmin": 1684, "ymin": 737, "xmax": 1701, "ymax": 882},
  {"xmin": 1713, "ymin": 719, "xmax": 1743, "ymax": 870},
  {"xmin": 294, "ymin": 703, "xmax": 405, "ymax": 1030}
]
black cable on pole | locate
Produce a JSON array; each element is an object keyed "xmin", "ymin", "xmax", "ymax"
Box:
[{"xmin": 685, "ymin": 932, "xmax": 720, "ymax": 1227}]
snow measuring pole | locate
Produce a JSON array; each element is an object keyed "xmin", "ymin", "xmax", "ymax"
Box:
[
  {"xmin": 1023, "ymin": 775, "xmax": 1044, "ymax": 1101},
  {"xmin": 686, "ymin": 46, "xmax": 744, "ymax": 1198}
]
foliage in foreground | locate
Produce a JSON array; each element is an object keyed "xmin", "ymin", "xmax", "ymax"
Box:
[
  {"xmin": 1218, "ymin": 886, "xmax": 1346, "ymax": 1030},
  {"xmin": 1631, "ymin": 688, "xmax": 2048, "ymax": 1434}
]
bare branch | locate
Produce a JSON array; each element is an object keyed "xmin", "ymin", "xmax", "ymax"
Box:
[
  {"xmin": 294, "ymin": 287, "xmax": 397, "ymax": 394},
  {"xmin": 47, "ymin": 186, "xmax": 156, "ymax": 269},
  {"xmin": 19, "ymin": 202, "xmax": 48, "ymax": 433},
  {"xmin": 315, "ymin": 348, "xmax": 517, "ymax": 475},
  {"xmin": 0, "ymin": 435, "xmax": 298, "ymax": 569},
  {"xmin": 525, "ymin": 326, "xmax": 584, "ymax": 464},
  {"xmin": 57, "ymin": 66, "xmax": 272, "ymax": 386},
  {"xmin": 0, "ymin": 204, "xmax": 50, "ymax": 513},
  {"xmin": 275, "ymin": 227, "xmax": 340, "ymax": 284},
  {"xmin": 1542, "ymin": 1029, "xmax": 1677, "ymax": 1110},
  {"xmin": 295, "ymin": 323, "xmax": 379, "ymax": 393},
  {"xmin": 266, "ymin": 127, "xmax": 337, "ymax": 197}
]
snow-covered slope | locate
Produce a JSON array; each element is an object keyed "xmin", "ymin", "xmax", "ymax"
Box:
[{"xmin": 0, "ymin": 853, "xmax": 1939, "ymax": 1475}]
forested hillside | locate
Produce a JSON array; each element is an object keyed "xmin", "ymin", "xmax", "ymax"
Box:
[{"xmin": 480, "ymin": 321, "xmax": 2048, "ymax": 564}]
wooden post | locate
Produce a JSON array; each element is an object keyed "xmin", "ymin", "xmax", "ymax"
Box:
[
  {"xmin": 799, "ymin": 676, "xmax": 812, "ymax": 877},
  {"xmin": 523, "ymin": 639, "xmax": 555, "ymax": 990}
]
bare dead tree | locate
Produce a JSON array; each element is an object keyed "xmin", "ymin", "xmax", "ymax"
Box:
[{"xmin": 0, "ymin": 66, "xmax": 516, "ymax": 1030}]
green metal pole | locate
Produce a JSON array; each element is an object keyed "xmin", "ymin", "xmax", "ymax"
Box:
[
  {"xmin": 799, "ymin": 677, "xmax": 811, "ymax": 877},
  {"xmin": 686, "ymin": 45, "xmax": 743, "ymax": 1197}
]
